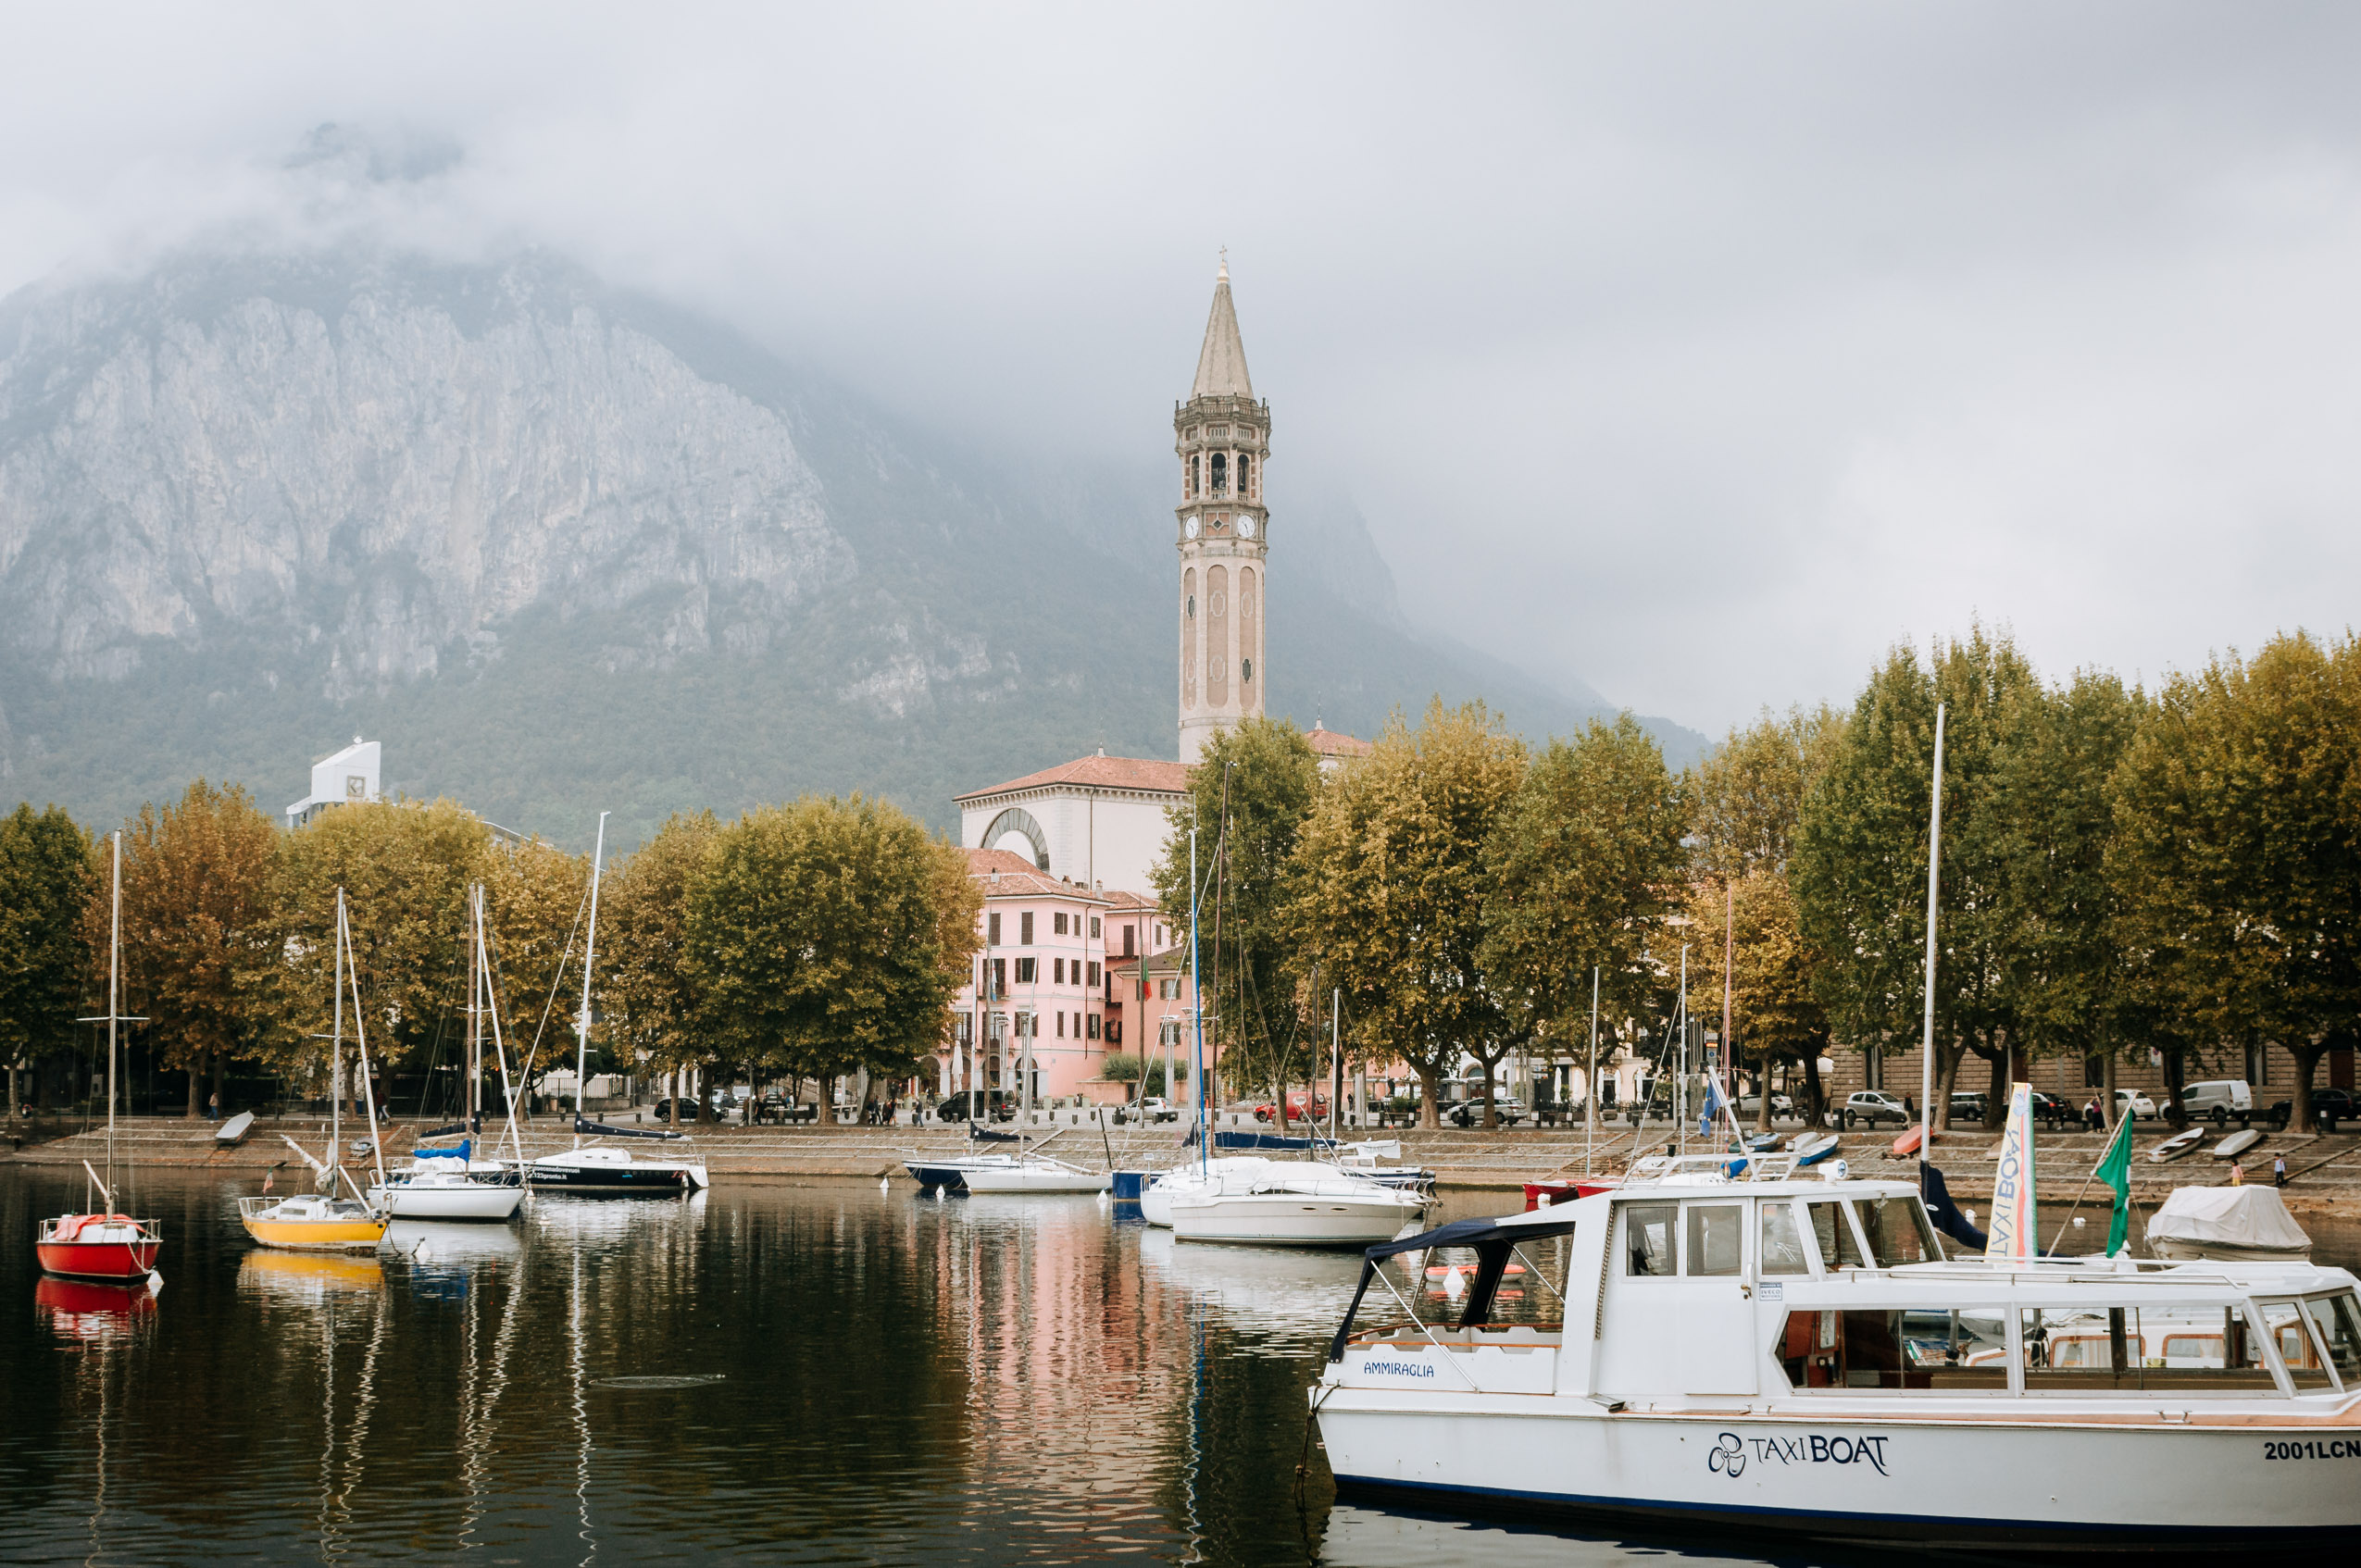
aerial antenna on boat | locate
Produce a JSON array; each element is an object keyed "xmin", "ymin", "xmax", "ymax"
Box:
[{"xmin": 1918, "ymin": 703, "xmax": 1946, "ymax": 1176}]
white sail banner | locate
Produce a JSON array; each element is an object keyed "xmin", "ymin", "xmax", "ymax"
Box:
[{"xmin": 1985, "ymin": 1081, "xmax": 2038, "ymax": 1262}]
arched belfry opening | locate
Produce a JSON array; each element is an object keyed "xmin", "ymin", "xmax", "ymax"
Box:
[{"xmin": 981, "ymin": 807, "xmax": 1052, "ymax": 871}]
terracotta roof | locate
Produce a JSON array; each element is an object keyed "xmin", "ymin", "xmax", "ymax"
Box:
[
  {"xmin": 1098, "ymin": 889, "xmax": 1158, "ymax": 912},
  {"xmin": 956, "ymin": 753, "xmax": 1191, "ymax": 802},
  {"xmin": 963, "ymin": 848, "xmax": 1111, "ymax": 902},
  {"xmin": 1305, "ymin": 725, "xmax": 1372, "ymax": 758}
]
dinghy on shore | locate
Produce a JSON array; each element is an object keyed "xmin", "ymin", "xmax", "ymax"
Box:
[{"xmin": 2146, "ymin": 1185, "xmax": 2313, "ymax": 1263}]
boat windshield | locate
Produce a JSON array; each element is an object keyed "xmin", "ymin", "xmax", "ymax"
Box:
[
  {"xmin": 1858, "ymin": 1193, "xmax": 1943, "ymax": 1265},
  {"xmin": 1805, "ymin": 1200, "xmax": 1868, "ymax": 1270},
  {"xmin": 2262, "ymin": 1294, "xmax": 2361, "ymax": 1390},
  {"xmin": 1759, "ymin": 1201, "xmax": 1811, "ymax": 1276},
  {"xmin": 2023, "ymin": 1306, "xmax": 2276, "ymax": 1391}
]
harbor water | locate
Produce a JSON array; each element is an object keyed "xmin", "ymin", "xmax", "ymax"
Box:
[{"xmin": 6, "ymin": 1166, "xmax": 2352, "ymax": 1566}]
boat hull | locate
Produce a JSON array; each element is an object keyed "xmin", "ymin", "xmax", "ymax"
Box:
[
  {"xmin": 239, "ymin": 1214, "xmax": 389, "ymax": 1251},
  {"xmin": 1172, "ymin": 1193, "xmax": 1422, "ymax": 1247},
  {"xmin": 525, "ymin": 1161, "xmax": 694, "ymax": 1195},
  {"xmin": 1316, "ymin": 1398, "xmax": 2361, "ymax": 1549},
  {"xmin": 903, "ymin": 1161, "xmax": 972, "ymax": 1191},
  {"xmin": 371, "ymin": 1181, "xmax": 525, "ymax": 1220},
  {"xmin": 960, "ymin": 1166, "xmax": 1111, "ymax": 1194},
  {"xmin": 35, "ymin": 1238, "xmax": 160, "ymax": 1281}
]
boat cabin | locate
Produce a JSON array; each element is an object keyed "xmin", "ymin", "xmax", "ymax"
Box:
[{"xmin": 1325, "ymin": 1176, "xmax": 2361, "ymax": 1407}]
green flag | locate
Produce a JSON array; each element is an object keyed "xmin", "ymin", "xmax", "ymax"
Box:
[{"xmin": 2097, "ymin": 1114, "xmax": 2135, "ymax": 1256}]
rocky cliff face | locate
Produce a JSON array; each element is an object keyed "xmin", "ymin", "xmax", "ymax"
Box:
[
  {"xmin": 0, "ymin": 255, "xmax": 852, "ymax": 693},
  {"xmin": 0, "ymin": 246, "xmax": 1668, "ymax": 847}
]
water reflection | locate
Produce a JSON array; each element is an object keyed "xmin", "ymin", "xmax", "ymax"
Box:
[{"xmin": 33, "ymin": 1275, "xmax": 158, "ymax": 1345}]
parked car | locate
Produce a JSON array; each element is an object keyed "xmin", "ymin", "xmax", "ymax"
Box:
[
  {"xmin": 1253, "ymin": 1091, "xmax": 1330, "ymax": 1124},
  {"xmin": 935, "ymin": 1089, "xmax": 1016, "ymax": 1123},
  {"xmin": 1733, "ymin": 1093, "xmax": 1796, "ymax": 1123},
  {"xmin": 2180, "ymin": 1079, "xmax": 2254, "ymax": 1126},
  {"xmin": 2113, "ymin": 1089, "xmax": 2157, "ymax": 1120},
  {"xmin": 651, "ymin": 1097, "xmax": 721, "ymax": 1124},
  {"xmin": 2263, "ymin": 1087, "xmax": 2359, "ymax": 1132},
  {"xmin": 1447, "ymin": 1095, "xmax": 1526, "ymax": 1128},
  {"xmin": 1117, "ymin": 1096, "xmax": 1180, "ymax": 1125},
  {"xmin": 1947, "ymin": 1091, "xmax": 1989, "ymax": 1125},
  {"xmin": 1837, "ymin": 1090, "xmax": 1912, "ymax": 1129}
]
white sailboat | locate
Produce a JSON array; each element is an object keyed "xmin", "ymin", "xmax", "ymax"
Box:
[
  {"xmin": 527, "ymin": 814, "xmax": 709, "ymax": 1195},
  {"xmin": 1168, "ymin": 1159, "xmax": 1428, "ymax": 1247},
  {"xmin": 371, "ymin": 884, "xmax": 525, "ymax": 1221}
]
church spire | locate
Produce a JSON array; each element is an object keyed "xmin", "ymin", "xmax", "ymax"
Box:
[{"xmin": 1191, "ymin": 252, "xmax": 1254, "ymax": 400}]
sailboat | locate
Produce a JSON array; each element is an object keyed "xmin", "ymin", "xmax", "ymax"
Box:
[
  {"xmin": 239, "ymin": 889, "xmax": 392, "ymax": 1251},
  {"xmin": 528, "ymin": 814, "xmax": 709, "ymax": 1195},
  {"xmin": 34, "ymin": 831, "xmax": 163, "ymax": 1286},
  {"xmin": 369, "ymin": 883, "xmax": 525, "ymax": 1220}
]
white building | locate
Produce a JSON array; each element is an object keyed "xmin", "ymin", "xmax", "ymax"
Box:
[
  {"xmin": 286, "ymin": 738, "xmax": 381, "ymax": 828},
  {"xmin": 956, "ymin": 750, "xmax": 1187, "ymax": 896}
]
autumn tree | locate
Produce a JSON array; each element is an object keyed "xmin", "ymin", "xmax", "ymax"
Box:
[
  {"xmin": 1479, "ymin": 714, "xmax": 1687, "ymax": 1128},
  {"xmin": 1286, "ymin": 699, "xmax": 1526, "ymax": 1128},
  {"xmin": 1680, "ymin": 873, "xmax": 1832, "ymax": 1129},
  {"xmin": 484, "ymin": 836, "xmax": 592, "ymax": 1088},
  {"xmin": 0, "ymin": 804, "xmax": 94, "ymax": 1114},
  {"xmin": 598, "ymin": 812, "xmax": 720, "ymax": 1116},
  {"xmin": 274, "ymin": 799, "xmax": 492, "ymax": 1080},
  {"xmin": 99, "ymin": 782, "xmax": 282, "ymax": 1115},
  {"xmin": 1147, "ymin": 718, "xmax": 1322, "ymax": 1122},
  {"xmin": 687, "ymin": 796, "xmax": 980, "ymax": 1125},
  {"xmin": 2108, "ymin": 631, "xmax": 2361, "ymax": 1132},
  {"xmin": 1793, "ymin": 629, "xmax": 2045, "ymax": 1126}
]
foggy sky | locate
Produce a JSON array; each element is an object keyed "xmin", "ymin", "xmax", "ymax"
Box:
[{"xmin": 5, "ymin": 5, "xmax": 2357, "ymax": 736}]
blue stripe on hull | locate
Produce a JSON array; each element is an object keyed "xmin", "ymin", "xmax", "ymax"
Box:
[{"xmin": 1330, "ymin": 1475, "xmax": 2361, "ymax": 1553}]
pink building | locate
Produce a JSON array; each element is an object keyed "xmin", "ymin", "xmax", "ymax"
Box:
[{"xmin": 940, "ymin": 850, "xmax": 1129, "ymax": 1102}]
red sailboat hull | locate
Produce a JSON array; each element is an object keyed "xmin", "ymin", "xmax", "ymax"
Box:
[{"xmin": 36, "ymin": 1215, "xmax": 161, "ymax": 1281}]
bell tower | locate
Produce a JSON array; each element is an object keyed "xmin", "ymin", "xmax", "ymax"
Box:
[{"xmin": 1176, "ymin": 255, "xmax": 1268, "ymax": 764}]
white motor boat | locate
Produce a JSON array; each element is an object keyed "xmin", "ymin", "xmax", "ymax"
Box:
[
  {"xmin": 369, "ymin": 1156, "xmax": 525, "ymax": 1221},
  {"xmin": 1141, "ymin": 1157, "xmax": 1279, "ymax": 1226},
  {"xmin": 2147, "ymin": 1185, "xmax": 2314, "ymax": 1263},
  {"xmin": 1314, "ymin": 1168, "xmax": 2361, "ymax": 1549},
  {"xmin": 956, "ymin": 1154, "xmax": 1111, "ymax": 1194},
  {"xmin": 1170, "ymin": 1164, "xmax": 1429, "ymax": 1248}
]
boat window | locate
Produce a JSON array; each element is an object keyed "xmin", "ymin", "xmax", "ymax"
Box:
[
  {"xmin": 2021, "ymin": 1307, "xmax": 2275, "ymax": 1391},
  {"xmin": 2260, "ymin": 1299, "xmax": 2335, "ymax": 1388},
  {"xmin": 1684, "ymin": 1204, "xmax": 1743, "ymax": 1276},
  {"xmin": 1776, "ymin": 1309, "xmax": 2008, "ymax": 1391},
  {"xmin": 1806, "ymin": 1201, "xmax": 1867, "ymax": 1270},
  {"xmin": 1623, "ymin": 1203, "xmax": 1676, "ymax": 1276},
  {"xmin": 1858, "ymin": 1194, "xmax": 1941, "ymax": 1265},
  {"xmin": 2304, "ymin": 1296, "xmax": 2361, "ymax": 1386},
  {"xmin": 1759, "ymin": 1201, "xmax": 1811, "ymax": 1276}
]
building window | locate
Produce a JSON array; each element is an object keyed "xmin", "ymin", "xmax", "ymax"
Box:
[
  {"xmin": 1016, "ymin": 957, "xmax": 1037, "ymax": 984},
  {"xmin": 1158, "ymin": 977, "xmax": 1181, "ymax": 1001},
  {"xmin": 1087, "ymin": 1015, "xmax": 1101, "ymax": 1040},
  {"xmin": 1090, "ymin": 917, "xmax": 1101, "ymax": 939},
  {"xmin": 1238, "ymin": 454, "xmax": 1252, "ymax": 496},
  {"xmin": 987, "ymin": 912, "xmax": 1001, "ymax": 946},
  {"xmin": 1020, "ymin": 912, "xmax": 1034, "ymax": 945},
  {"xmin": 1052, "ymin": 957, "xmax": 1063, "ymax": 984},
  {"xmin": 1210, "ymin": 453, "xmax": 1228, "ymax": 496},
  {"xmin": 1241, "ymin": 657, "xmax": 1253, "ymax": 684},
  {"xmin": 990, "ymin": 958, "xmax": 1006, "ymax": 998},
  {"xmin": 1054, "ymin": 912, "xmax": 1069, "ymax": 936},
  {"xmin": 1087, "ymin": 961, "xmax": 1100, "ymax": 988},
  {"xmin": 956, "ymin": 1014, "xmax": 973, "ymax": 1044},
  {"xmin": 1106, "ymin": 1020, "xmax": 1122, "ymax": 1045},
  {"xmin": 1123, "ymin": 925, "xmax": 1135, "ymax": 957},
  {"xmin": 1056, "ymin": 1012, "xmax": 1065, "ymax": 1038}
]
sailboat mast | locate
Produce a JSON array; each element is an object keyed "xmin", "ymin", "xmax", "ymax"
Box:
[
  {"xmin": 466, "ymin": 882, "xmax": 481, "ymax": 1128},
  {"xmin": 1918, "ymin": 703, "xmax": 1947, "ymax": 1165},
  {"xmin": 329, "ymin": 889, "xmax": 344, "ymax": 1186},
  {"xmin": 106, "ymin": 830, "xmax": 120, "ymax": 1196},
  {"xmin": 1190, "ymin": 827, "xmax": 1204, "ymax": 1176},
  {"xmin": 574, "ymin": 813, "xmax": 608, "ymax": 1149},
  {"xmin": 344, "ymin": 893, "xmax": 388, "ymax": 1195}
]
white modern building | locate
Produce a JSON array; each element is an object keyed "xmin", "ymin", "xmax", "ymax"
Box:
[
  {"xmin": 956, "ymin": 750, "xmax": 1187, "ymax": 896},
  {"xmin": 285, "ymin": 737, "xmax": 381, "ymax": 828}
]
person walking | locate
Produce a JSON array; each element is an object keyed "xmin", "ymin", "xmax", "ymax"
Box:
[
  {"xmin": 206, "ymin": 1089, "xmax": 221, "ymax": 1122},
  {"xmin": 2229, "ymin": 1158, "xmax": 2246, "ymax": 1187},
  {"xmin": 2084, "ymin": 1098, "xmax": 2103, "ymax": 1133},
  {"xmin": 2274, "ymin": 1154, "xmax": 2289, "ymax": 1188}
]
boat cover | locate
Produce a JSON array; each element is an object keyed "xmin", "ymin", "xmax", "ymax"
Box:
[
  {"xmin": 417, "ymin": 1122, "xmax": 468, "ymax": 1139},
  {"xmin": 412, "ymin": 1139, "xmax": 470, "ymax": 1162},
  {"xmin": 1920, "ymin": 1162, "xmax": 1990, "ymax": 1251},
  {"xmin": 2146, "ymin": 1185, "xmax": 2312, "ymax": 1252},
  {"xmin": 1185, "ymin": 1126, "xmax": 1337, "ymax": 1152},
  {"xmin": 574, "ymin": 1116, "xmax": 685, "ymax": 1141},
  {"xmin": 968, "ymin": 1125, "xmax": 1022, "ymax": 1143}
]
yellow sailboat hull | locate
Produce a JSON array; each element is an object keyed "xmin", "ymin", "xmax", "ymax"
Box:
[{"xmin": 237, "ymin": 1196, "xmax": 388, "ymax": 1251}]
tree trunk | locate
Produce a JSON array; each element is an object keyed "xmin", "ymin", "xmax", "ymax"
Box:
[
  {"xmin": 2102, "ymin": 1052, "xmax": 2118, "ymax": 1132},
  {"xmin": 2164, "ymin": 1043, "xmax": 2189, "ymax": 1130},
  {"xmin": 1418, "ymin": 1064, "xmax": 1443, "ymax": 1129},
  {"xmin": 1934, "ymin": 1042, "xmax": 1964, "ymax": 1129},
  {"xmin": 1480, "ymin": 1057, "xmax": 1498, "ymax": 1131},
  {"xmin": 1801, "ymin": 1048, "xmax": 1825, "ymax": 1127},
  {"xmin": 213, "ymin": 1051, "xmax": 227, "ymax": 1118},
  {"xmin": 1755, "ymin": 1049, "xmax": 1774, "ymax": 1132},
  {"xmin": 2289, "ymin": 1042, "xmax": 2326, "ymax": 1132},
  {"xmin": 186, "ymin": 1055, "xmax": 202, "ymax": 1118}
]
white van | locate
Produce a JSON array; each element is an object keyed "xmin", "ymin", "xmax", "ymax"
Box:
[{"xmin": 2180, "ymin": 1079, "xmax": 2253, "ymax": 1126}]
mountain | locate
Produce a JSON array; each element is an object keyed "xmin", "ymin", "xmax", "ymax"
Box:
[{"xmin": 0, "ymin": 247, "xmax": 1699, "ymax": 852}]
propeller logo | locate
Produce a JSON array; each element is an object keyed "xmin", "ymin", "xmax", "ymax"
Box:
[{"xmin": 1707, "ymin": 1432, "xmax": 1746, "ymax": 1477}]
